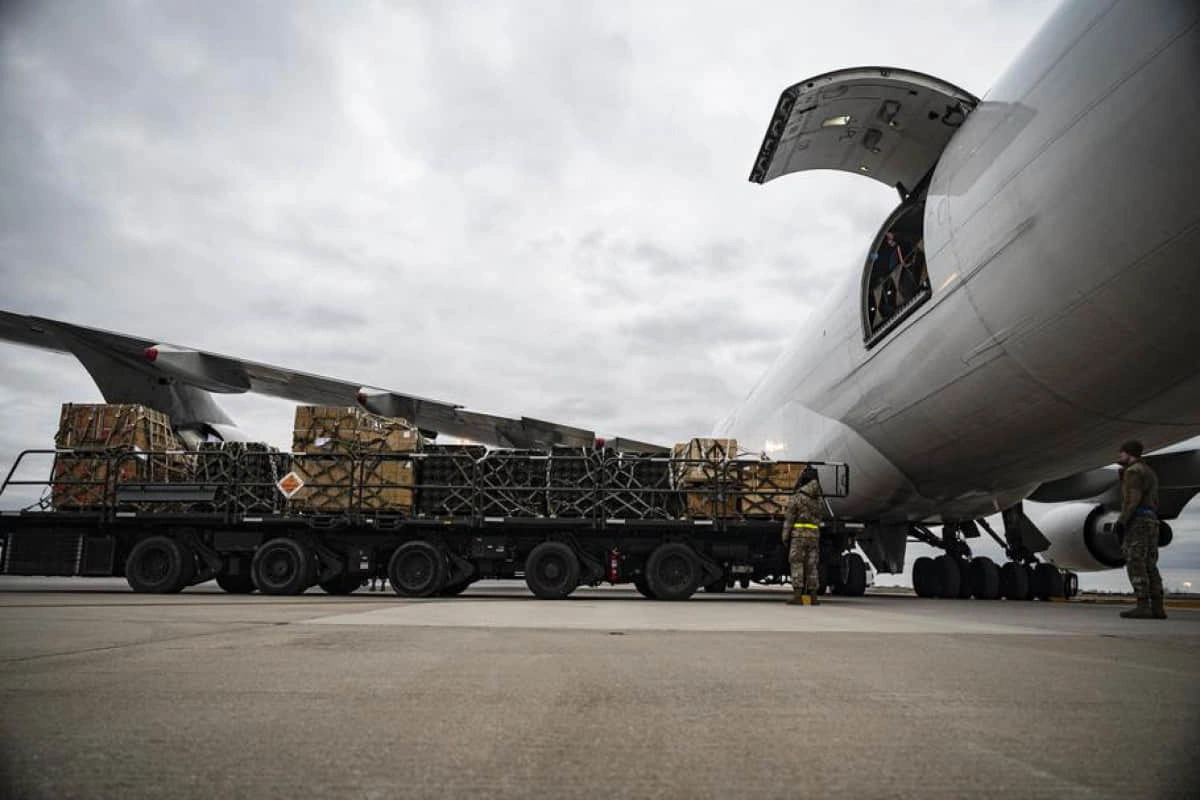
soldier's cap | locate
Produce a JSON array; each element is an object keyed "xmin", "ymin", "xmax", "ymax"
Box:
[{"xmin": 797, "ymin": 466, "xmax": 819, "ymax": 487}]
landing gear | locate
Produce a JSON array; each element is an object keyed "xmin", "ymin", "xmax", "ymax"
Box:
[
  {"xmin": 968, "ymin": 557, "xmax": 1001, "ymax": 600},
  {"xmin": 999, "ymin": 561, "xmax": 1030, "ymax": 601},
  {"xmin": 830, "ymin": 552, "xmax": 868, "ymax": 596}
]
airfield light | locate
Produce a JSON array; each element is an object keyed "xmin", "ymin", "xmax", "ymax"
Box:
[{"xmin": 144, "ymin": 347, "xmax": 158, "ymax": 362}]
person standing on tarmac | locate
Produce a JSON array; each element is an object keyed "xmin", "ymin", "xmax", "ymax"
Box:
[
  {"xmin": 1115, "ymin": 440, "xmax": 1166, "ymax": 619},
  {"xmin": 782, "ymin": 466, "xmax": 825, "ymax": 605}
]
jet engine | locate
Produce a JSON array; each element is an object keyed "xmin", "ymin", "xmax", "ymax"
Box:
[{"xmin": 1036, "ymin": 502, "xmax": 1172, "ymax": 572}]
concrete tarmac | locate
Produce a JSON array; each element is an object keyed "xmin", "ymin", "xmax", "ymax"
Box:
[{"xmin": 1, "ymin": 579, "xmax": 1198, "ymax": 799}]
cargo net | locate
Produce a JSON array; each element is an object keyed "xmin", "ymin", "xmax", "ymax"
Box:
[
  {"xmin": 52, "ymin": 404, "xmax": 192, "ymax": 512},
  {"xmin": 602, "ymin": 453, "xmax": 678, "ymax": 519},
  {"xmin": 547, "ymin": 447, "xmax": 605, "ymax": 518},
  {"xmin": 195, "ymin": 443, "xmax": 290, "ymax": 515},
  {"xmin": 476, "ymin": 450, "xmax": 548, "ymax": 518},
  {"xmin": 415, "ymin": 445, "xmax": 486, "ymax": 517}
]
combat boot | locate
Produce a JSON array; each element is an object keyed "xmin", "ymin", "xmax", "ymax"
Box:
[
  {"xmin": 1120, "ymin": 597, "xmax": 1154, "ymax": 619},
  {"xmin": 1151, "ymin": 595, "xmax": 1167, "ymax": 619},
  {"xmin": 807, "ymin": 593, "xmax": 821, "ymax": 606},
  {"xmin": 786, "ymin": 590, "xmax": 806, "ymax": 605}
]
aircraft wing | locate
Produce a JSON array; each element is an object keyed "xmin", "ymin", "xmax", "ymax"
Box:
[
  {"xmin": 1030, "ymin": 447, "xmax": 1200, "ymax": 520},
  {"xmin": 0, "ymin": 309, "xmax": 665, "ymax": 451}
]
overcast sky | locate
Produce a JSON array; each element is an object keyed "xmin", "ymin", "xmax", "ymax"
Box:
[{"xmin": 1, "ymin": 1, "xmax": 1195, "ymax": 583}]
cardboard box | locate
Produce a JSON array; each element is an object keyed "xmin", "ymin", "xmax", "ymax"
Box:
[
  {"xmin": 739, "ymin": 461, "xmax": 807, "ymax": 517},
  {"xmin": 51, "ymin": 404, "xmax": 189, "ymax": 509},
  {"xmin": 289, "ymin": 406, "xmax": 421, "ymax": 513},
  {"xmin": 683, "ymin": 491, "xmax": 738, "ymax": 519},
  {"xmin": 672, "ymin": 438, "xmax": 738, "ymax": 485}
]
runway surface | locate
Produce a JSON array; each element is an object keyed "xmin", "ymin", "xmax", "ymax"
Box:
[{"xmin": 2, "ymin": 578, "xmax": 1198, "ymax": 799}]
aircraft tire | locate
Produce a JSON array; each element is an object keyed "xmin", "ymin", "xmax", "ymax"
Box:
[
  {"xmin": 703, "ymin": 579, "xmax": 728, "ymax": 593},
  {"xmin": 934, "ymin": 555, "xmax": 961, "ymax": 599},
  {"xmin": 387, "ymin": 540, "xmax": 447, "ymax": 598},
  {"xmin": 738, "ymin": 576, "xmax": 751, "ymax": 589},
  {"xmin": 969, "ymin": 557, "xmax": 1001, "ymax": 600},
  {"xmin": 1033, "ymin": 562, "xmax": 1064, "ymax": 600},
  {"xmin": 1019, "ymin": 563, "xmax": 1037, "ymax": 600},
  {"xmin": 912, "ymin": 556, "xmax": 939, "ymax": 597},
  {"xmin": 1000, "ymin": 561, "xmax": 1029, "ymax": 600},
  {"xmin": 125, "ymin": 536, "xmax": 195, "ymax": 594},
  {"xmin": 253, "ymin": 538, "xmax": 316, "ymax": 596},
  {"xmin": 956, "ymin": 558, "xmax": 973, "ymax": 598},
  {"xmin": 644, "ymin": 542, "xmax": 702, "ymax": 601},
  {"xmin": 841, "ymin": 552, "xmax": 868, "ymax": 596},
  {"xmin": 524, "ymin": 541, "xmax": 581, "ymax": 600}
]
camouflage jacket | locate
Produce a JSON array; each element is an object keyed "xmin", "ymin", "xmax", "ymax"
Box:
[
  {"xmin": 1119, "ymin": 459, "xmax": 1159, "ymax": 524},
  {"xmin": 781, "ymin": 483, "xmax": 824, "ymax": 543}
]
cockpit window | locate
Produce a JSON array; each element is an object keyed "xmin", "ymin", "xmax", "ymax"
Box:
[{"xmin": 863, "ymin": 197, "xmax": 930, "ymax": 346}]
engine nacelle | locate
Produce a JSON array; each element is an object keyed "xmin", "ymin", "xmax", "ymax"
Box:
[{"xmin": 1036, "ymin": 503, "xmax": 1172, "ymax": 572}]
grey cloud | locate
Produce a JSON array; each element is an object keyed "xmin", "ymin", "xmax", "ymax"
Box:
[{"xmin": 0, "ymin": 0, "xmax": 1063, "ymax": 481}]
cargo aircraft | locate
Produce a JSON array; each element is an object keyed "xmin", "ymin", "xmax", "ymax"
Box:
[{"xmin": 2, "ymin": 0, "xmax": 1199, "ymax": 597}]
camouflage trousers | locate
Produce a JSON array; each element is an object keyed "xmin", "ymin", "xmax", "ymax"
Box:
[
  {"xmin": 1123, "ymin": 517, "xmax": 1162, "ymax": 602},
  {"xmin": 788, "ymin": 533, "xmax": 820, "ymax": 594}
]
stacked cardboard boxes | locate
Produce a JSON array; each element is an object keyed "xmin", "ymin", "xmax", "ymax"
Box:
[
  {"xmin": 672, "ymin": 438, "xmax": 738, "ymax": 518},
  {"xmin": 738, "ymin": 460, "xmax": 807, "ymax": 517},
  {"xmin": 288, "ymin": 406, "xmax": 421, "ymax": 513},
  {"xmin": 52, "ymin": 403, "xmax": 190, "ymax": 509}
]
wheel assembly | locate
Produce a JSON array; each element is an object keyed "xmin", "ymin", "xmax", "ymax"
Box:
[
  {"xmin": 644, "ymin": 542, "xmax": 702, "ymax": 601},
  {"xmin": 524, "ymin": 541, "xmax": 581, "ymax": 600},
  {"xmin": 387, "ymin": 540, "xmax": 447, "ymax": 598},
  {"xmin": 252, "ymin": 538, "xmax": 317, "ymax": 596},
  {"xmin": 125, "ymin": 536, "xmax": 195, "ymax": 594}
]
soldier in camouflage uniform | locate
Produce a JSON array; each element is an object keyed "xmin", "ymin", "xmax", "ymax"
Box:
[
  {"xmin": 1115, "ymin": 440, "xmax": 1165, "ymax": 619},
  {"xmin": 782, "ymin": 467, "xmax": 824, "ymax": 605}
]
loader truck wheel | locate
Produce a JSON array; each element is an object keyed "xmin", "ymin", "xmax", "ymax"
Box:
[
  {"xmin": 216, "ymin": 572, "xmax": 256, "ymax": 594},
  {"xmin": 645, "ymin": 542, "xmax": 702, "ymax": 601},
  {"xmin": 125, "ymin": 536, "xmax": 195, "ymax": 594},
  {"xmin": 633, "ymin": 573, "xmax": 657, "ymax": 600},
  {"xmin": 525, "ymin": 541, "xmax": 581, "ymax": 600},
  {"xmin": 318, "ymin": 573, "xmax": 362, "ymax": 595},
  {"xmin": 252, "ymin": 538, "xmax": 317, "ymax": 596},
  {"xmin": 388, "ymin": 540, "xmax": 447, "ymax": 597}
]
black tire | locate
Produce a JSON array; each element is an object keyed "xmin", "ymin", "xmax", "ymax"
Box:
[
  {"xmin": 1020, "ymin": 563, "xmax": 1037, "ymax": 600},
  {"xmin": 934, "ymin": 555, "xmax": 961, "ymax": 599},
  {"xmin": 216, "ymin": 572, "xmax": 256, "ymax": 594},
  {"xmin": 703, "ymin": 578, "xmax": 728, "ymax": 593},
  {"xmin": 1000, "ymin": 561, "xmax": 1029, "ymax": 600},
  {"xmin": 956, "ymin": 558, "xmax": 973, "ymax": 598},
  {"xmin": 1033, "ymin": 562, "xmax": 1064, "ymax": 600},
  {"xmin": 388, "ymin": 540, "xmax": 447, "ymax": 597},
  {"xmin": 524, "ymin": 541, "xmax": 581, "ymax": 600},
  {"xmin": 840, "ymin": 552, "xmax": 868, "ymax": 597},
  {"xmin": 738, "ymin": 576, "xmax": 750, "ymax": 589},
  {"xmin": 319, "ymin": 573, "xmax": 362, "ymax": 595},
  {"xmin": 633, "ymin": 573, "xmax": 657, "ymax": 599},
  {"xmin": 912, "ymin": 556, "xmax": 939, "ymax": 598},
  {"xmin": 125, "ymin": 536, "xmax": 195, "ymax": 594},
  {"xmin": 440, "ymin": 580, "xmax": 473, "ymax": 597},
  {"xmin": 645, "ymin": 543, "xmax": 702, "ymax": 601},
  {"xmin": 969, "ymin": 557, "xmax": 1001, "ymax": 600},
  {"xmin": 252, "ymin": 538, "xmax": 316, "ymax": 596}
]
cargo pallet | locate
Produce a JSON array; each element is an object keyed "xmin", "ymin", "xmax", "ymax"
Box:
[{"xmin": 0, "ymin": 448, "xmax": 866, "ymax": 600}]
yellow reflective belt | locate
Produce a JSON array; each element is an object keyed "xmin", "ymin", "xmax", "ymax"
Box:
[{"xmin": 792, "ymin": 523, "xmax": 819, "ymax": 529}]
